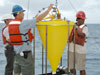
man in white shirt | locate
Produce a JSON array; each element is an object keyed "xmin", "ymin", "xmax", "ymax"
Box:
[
  {"xmin": 69, "ymin": 11, "xmax": 88, "ymax": 75},
  {"xmin": 2, "ymin": 14, "xmax": 14, "ymax": 75}
]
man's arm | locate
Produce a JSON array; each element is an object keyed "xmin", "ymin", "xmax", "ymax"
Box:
[
  {"xmin": 19, "ymin": 18, "xmax": 36, "ymax": 34},
  {"xmin": 76, "ymin": 26, "xmax": 88, "ymax": 38},
  {"xmin": 19, "ymin": 4, "xmax": 53, "ymax": 34},
  {"xmin": 76, "ymin": 29, "xmax": 86, "ymax": 38},
  {"xmin": 36, "ymin": 4, "xmax": 53, "ymax": 22}
]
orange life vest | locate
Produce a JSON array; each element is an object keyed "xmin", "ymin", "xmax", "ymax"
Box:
[
  {"xmin": 2, "ymin": 19, "xmax": 34, "ymax": 45},
  {"xmin": 69, "ymin": 25, "xmax": 86, "ymax": 46}
]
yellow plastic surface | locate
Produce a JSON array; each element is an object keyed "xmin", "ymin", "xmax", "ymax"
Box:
[{"xmin": 36, "ymin": 19, "xmax": 74, "ymax": 73}]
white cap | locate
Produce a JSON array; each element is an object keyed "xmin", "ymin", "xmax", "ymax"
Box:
[{"xmin": 1, "ymin": 14, "xmax": 14, "ymax": 21}]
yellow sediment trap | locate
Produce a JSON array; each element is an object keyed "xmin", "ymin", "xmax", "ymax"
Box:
[{"xmin": 36, "ymin": 19, "xmax": 74, "ymax": 73}]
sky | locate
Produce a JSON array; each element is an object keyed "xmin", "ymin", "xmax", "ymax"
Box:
[{"xmin": 0, "ymin": 0, "xmax": 100, "ymax": 24}]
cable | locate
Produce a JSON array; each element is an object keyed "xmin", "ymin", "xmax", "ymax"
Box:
[
  {"xmin": 67, "ymin": 0, "xmax": 77, "ymax": 12},
  {"xmin": 27, "ymin": 0, "xmax": 30, "ymax": 19}
]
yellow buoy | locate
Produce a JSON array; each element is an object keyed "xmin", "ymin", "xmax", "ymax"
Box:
[{"xmin": 36, "ymin": 19, "xmax": 74, "ymax": 73}]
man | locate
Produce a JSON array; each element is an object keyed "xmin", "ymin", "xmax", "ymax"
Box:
[
  {"xmin": 3, "ymin": 4, "xmax": 53, "ymax": 75},
  {"xmin": 69, "ymin": 11, "xmax": 88, "ymax": 75},
  {"xmin": 2, "ymin": 14, "xmax": 14, "ymax": 75}
]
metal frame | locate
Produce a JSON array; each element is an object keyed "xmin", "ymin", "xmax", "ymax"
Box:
[
  {"xmin": 73, "ymin": 24, "xmax": 76, "ymax": 72},
  {"xmin": 33, "ymin": 26, "xmax": 35, "ymax": 75},
  {"xmin": 42, "ymin": 44, "xmax": 44, "ymax": 74},
  {"xmin": 45, "ymin": 25, "xmax": 48, "ymax": 75},
  {"xmin": 67, "ymin": 21, "xmax": 70, "ymax": 75}
]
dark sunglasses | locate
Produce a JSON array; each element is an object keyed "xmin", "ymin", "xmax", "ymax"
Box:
[{"xmin": 76, "ymin": 18, "xmax": 82, "ymax": 21}]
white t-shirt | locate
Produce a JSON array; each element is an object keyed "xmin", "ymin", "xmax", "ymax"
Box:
[{"xmin": 69, "ymin": 24, "xmax": 88, "ymax": 54}]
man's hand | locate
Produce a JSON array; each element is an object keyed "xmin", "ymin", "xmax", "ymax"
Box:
[
  {"xmin": 36, "ymin": 4, "xmax": 53, "ymax": 22},
  {"xmin": 76, "ymin": 27, "xmax": 85, "ymax": 38}
]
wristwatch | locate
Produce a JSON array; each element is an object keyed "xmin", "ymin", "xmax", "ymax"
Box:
[{"xmin": 75, "ymin": 26, "xmax": 78, "ymax": 30}]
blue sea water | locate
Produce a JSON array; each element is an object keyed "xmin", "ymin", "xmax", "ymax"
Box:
[{"xmin": 0, "ymin": 23, "xmax": 100, "ymax": 75}]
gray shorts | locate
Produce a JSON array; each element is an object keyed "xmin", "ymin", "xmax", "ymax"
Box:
[
  {"xmin": 14, "ymin": 51, "xmax": 33, "ymax": 75},
  {"xmin": 69, "ymin": 51, "xmax": 86, "ymax": 70}
]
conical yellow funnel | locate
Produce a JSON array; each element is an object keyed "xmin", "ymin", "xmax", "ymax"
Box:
[{"xmin": 36, "ymin": 19, "xmax": 74, "ymax": 73}]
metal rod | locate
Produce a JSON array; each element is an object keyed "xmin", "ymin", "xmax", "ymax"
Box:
[
  {"xmin": 33, "ymin": 26, "xmax": 35, "ymax": 75},
  {"xmin": 60, "ymin": 57, "xmax": 62, "ymax": 66},
  {"xmin": 45, "ymin": 25, "xmax": 48, "ymax": 75},
  {"xmin": 56, "ymin": 0, "xmax": 57, "ymax": 9},
  {"xmin": 55, "ymin": 0, "xmax": 58, "ymax": 16},
  {"xmin": 27, "ymin": 0, "xmax": 30, "ymax": 19},
  {"xmin": 42, "ymin": 44, "xmax": 44, "ymax": 74},
  {"xmin": 37, "ymin": 24, "xmax": 74, "ymax": 26},
  {"xmin": 73, "ymin": 24, "xmax": 76, "ymax": 71},
  {"xmin": 67, "ymin": 21, "xmax": 70, "ymax": 74}
]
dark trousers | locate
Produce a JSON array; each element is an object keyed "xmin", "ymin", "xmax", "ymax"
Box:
[{"xmin": 5, "ymin": 45, "xmax": 14, "ymax": 75}]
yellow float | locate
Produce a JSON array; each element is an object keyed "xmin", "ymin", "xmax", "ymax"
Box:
[{"xmin": 36, "ymin": 19, "xmax": 74, "ymax": 74}]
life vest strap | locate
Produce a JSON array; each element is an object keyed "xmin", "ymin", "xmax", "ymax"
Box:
[
  {"xmin": 9, "ymin": 33, "xmax": 28, "ymax": 36},
  {"xmin": 6, "ymin": 40, "xmax": 29, "ymax": 43}
]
